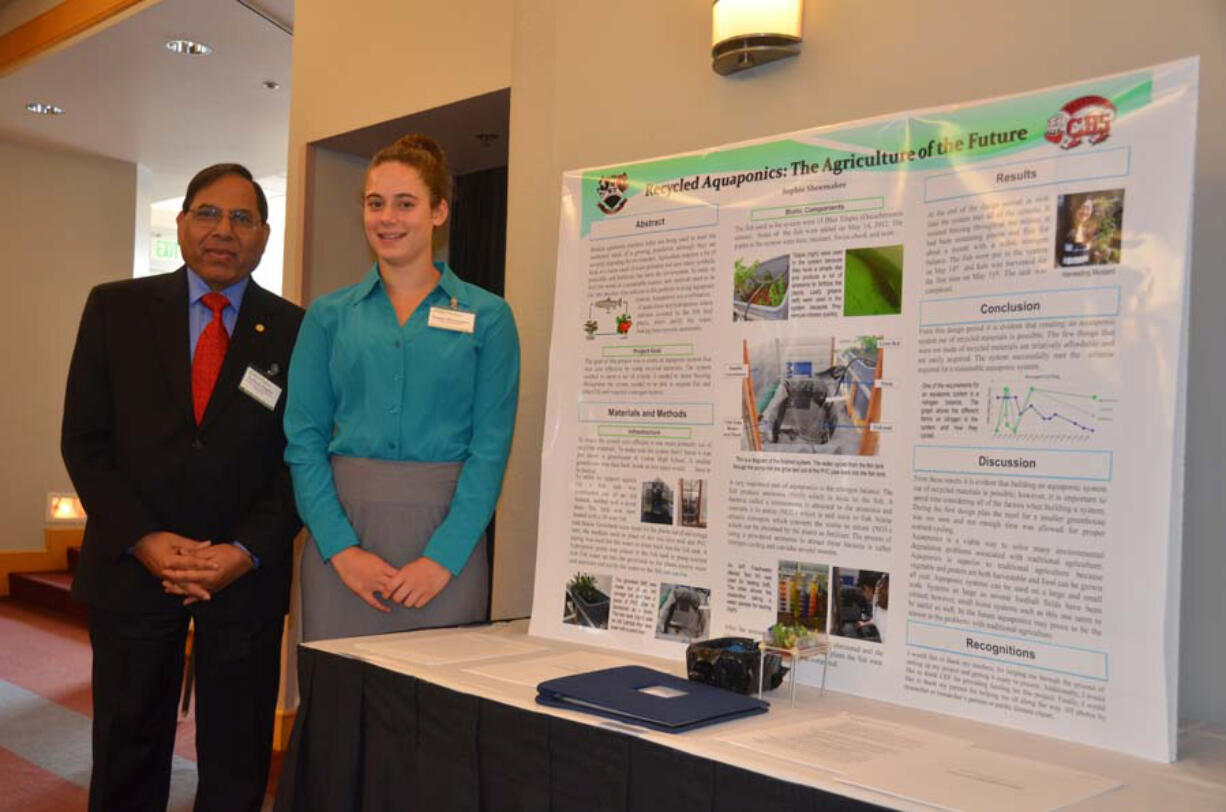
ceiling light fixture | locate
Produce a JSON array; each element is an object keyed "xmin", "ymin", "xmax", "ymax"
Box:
[
  {"xmin": 25, "ymin": 102, "xmax": 64, "ymax": 115},
  {"xmin": 165, "ymin": 39, "xmax": 213, "ymax": 56},
  {"xmin": 262, "ymin": 80, "xmax": 281, "ymax": 90},
  {"xmin": 712, "ymin": 0, "xmax": 804, "ymax": 76}
]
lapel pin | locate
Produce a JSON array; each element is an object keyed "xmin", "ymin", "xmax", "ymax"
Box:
[{"xmin": 255, "ymin": 323, "xmax": 266, "ymax": 333}]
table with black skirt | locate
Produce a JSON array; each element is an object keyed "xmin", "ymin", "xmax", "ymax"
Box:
[{"xmin": 274, "ymin": 621, "xmax": 1226, "ymax": 812}]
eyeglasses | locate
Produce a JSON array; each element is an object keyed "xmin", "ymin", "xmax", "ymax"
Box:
[{"xmin": 187, "ymin": 205, "xmax": 262, "ymax": 232}]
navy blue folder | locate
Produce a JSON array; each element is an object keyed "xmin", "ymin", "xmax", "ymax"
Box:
[{"xmin": 536, "ymin": 665, "xmax": 768, "ymax": 733}]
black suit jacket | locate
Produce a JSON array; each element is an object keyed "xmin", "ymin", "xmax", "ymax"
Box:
[{"xmin": 62, "ymin": 268, "xmax": 304, "ymax": 620}]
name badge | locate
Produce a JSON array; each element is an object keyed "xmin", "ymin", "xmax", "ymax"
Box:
[
  {"xmin": 428, "ymin": 306, "xmax": 476, "ymax": 334},
  {"xmin": 239, "ymin": 365, "xmax": 282, "ymax": 410}
]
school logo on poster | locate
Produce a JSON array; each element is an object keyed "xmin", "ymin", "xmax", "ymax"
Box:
[
  {"xmin": 1045, "ymin": 95, "xmax": 1116, "ymax": 150},
  {"xmin": 596, "ymin": 173, "xmax": 630, "ymax": 214}
]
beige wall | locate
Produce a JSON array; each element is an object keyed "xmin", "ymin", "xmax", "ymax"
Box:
[
  {"xmin": 0, "ymin": 139, "xmax": 136, "ymax": 552},
  {"xmin": 287, "ymin": 1, "xmax": 1226, "ymax": 724}
]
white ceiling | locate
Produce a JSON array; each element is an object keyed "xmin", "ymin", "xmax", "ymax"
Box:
[{"xmin": 0, "ymin": 0, "xmax": 292, "ymax": 201}]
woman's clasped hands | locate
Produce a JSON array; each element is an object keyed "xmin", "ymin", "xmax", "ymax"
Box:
[{"xmin": 329, "ymin": 546, "xmax": 453, "ymax": 612}]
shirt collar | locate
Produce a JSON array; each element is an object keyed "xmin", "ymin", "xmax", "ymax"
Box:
[
  {"xmin": 354, "ymin": 262, "xmax": 470, "ymax": 307},
  {"xmin": 352, "ymin": 264, "xmax": 382, "ymax": 302},
  {"xmin": 186, "ymin": 266, "xmax": 250, "ymax": 310}
]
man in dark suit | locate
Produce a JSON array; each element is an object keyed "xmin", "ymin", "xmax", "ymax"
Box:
[{"xmin": 62, "ymin": 163, "xmax": 304, "ymax": 812}]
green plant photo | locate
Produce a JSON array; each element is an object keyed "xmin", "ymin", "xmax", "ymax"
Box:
[{"xmin": 844, "ymin": 244, "xmax": 903, "ymax": 317}]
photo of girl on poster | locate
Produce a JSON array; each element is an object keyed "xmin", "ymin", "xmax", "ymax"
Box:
[{"xmin": 1055, "ymin": 189, "xmax": 1125, "ymax": 267}]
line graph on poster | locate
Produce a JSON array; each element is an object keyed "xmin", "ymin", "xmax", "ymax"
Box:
[{"xmin": 986, "ymin": 382, "xmax": 1116, "ymax": 442}]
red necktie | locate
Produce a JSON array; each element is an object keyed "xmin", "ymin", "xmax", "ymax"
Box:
[{"xmin": 192, "ymin": 292, "xmax": 230, "ymax": 424}]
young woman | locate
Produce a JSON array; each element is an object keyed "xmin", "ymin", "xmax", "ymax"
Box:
[
  {"xmin": 284, "ymin": 135, "xmax": 520, "ymax": 641},
  {"xmin": 1061, "ymin": 197, "xmax": 1097, "ymax": 266}
]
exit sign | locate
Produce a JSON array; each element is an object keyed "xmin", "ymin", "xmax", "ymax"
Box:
[{"xmin": 152, "ymin": 238, "xmax": 181, "ymax": 261}]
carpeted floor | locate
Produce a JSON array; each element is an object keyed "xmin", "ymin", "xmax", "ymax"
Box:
[{"xmin": 0, "ymin": 598, "xmax": 280, "ymax": 811}]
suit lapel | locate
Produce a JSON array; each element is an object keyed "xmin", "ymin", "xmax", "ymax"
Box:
[
  {"xmin": 149, "ymin": 268, "xmax": 194, "ymax": 421},
  {"xmin": 200, "ymin": 279, "xmax": 270, "ymax": 429}
]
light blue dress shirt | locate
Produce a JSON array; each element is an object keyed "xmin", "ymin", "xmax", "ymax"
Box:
[
  {"xmin": 284, "ymin": 262, "xmax": 520, "ymax": 575},
  {"xmin": 186, "ymin": 268, "xmax": 248, "ymax": 357}
]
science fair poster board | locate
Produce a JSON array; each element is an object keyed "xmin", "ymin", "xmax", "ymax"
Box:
[{"xmin": 530, "ymin": 58, "xmax": 1198, "ymax": 761}]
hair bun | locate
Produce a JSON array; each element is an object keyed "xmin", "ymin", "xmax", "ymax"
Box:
[
  {"xmin": 368, "ymin": 133, "xmax": 452, "ymax": 205},
  {"xmin": 396, "ymin": 134, "xmax": 445, "ymax": 162}
]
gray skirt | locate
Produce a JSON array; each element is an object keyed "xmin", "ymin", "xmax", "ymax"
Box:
[{"xmin": 300, "ymin": 456, "xmax": 488, "ymax": 642}]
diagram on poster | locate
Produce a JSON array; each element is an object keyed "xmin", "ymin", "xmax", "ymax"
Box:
[{"xmin": 531, "ymin": 58, "xmax": 1198, "ymax": 762}]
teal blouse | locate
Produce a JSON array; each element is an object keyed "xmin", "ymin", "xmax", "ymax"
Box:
[{"xmin": 284, "ymin": 262, "xmax": 520, "ymax": 574}]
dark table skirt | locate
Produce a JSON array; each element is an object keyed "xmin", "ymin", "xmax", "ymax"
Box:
[{"xmin": 275, "ymin": 646, "xmax": 888, "ymax": 812}]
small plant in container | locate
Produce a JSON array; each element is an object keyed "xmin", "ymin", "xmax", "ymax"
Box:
[
  {"xmin": 733, "ymin": 255, "xmax": 790, "ymax": 321},
  {"xmin": 566, "ymin": 573, "xmax": 610, "ymax": 628}
]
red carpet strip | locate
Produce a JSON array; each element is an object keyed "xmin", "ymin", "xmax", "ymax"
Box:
[
  {"xmin": 0, "ymin": 745, "xmax": 88, "ymax": 811},
  {"xmin": 0, "ymin": 600, "xmax": 199, "ymax": 810}
]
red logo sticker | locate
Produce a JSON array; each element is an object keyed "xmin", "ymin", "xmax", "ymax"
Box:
[{"xmin": 1045, "ymin": 95, "xmax": 1116, "ymax": 150}]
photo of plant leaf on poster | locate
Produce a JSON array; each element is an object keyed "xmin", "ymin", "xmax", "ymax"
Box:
[{"xmin": 844, "ymin": 245, "xmax": 903, "ymax": 317}]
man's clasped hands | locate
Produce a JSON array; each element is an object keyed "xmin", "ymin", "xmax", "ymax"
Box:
[{"xmin": 132, "ymin": 531, "xmax": 252, "ymax": 605}]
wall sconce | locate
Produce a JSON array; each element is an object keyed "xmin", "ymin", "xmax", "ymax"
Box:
[
  {"xmin": 46, "ymin": 492, "xmax": 86, "ymax": 524},
  {"xmin": 712, "ymin": 0, "xmax": 804, "ymax": 76}
]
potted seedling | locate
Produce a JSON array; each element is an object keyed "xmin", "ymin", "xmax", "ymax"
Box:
[
  {"xmin": 733, "ymin": 255, "xmax": 790, "ymax": 320},
  {"xmin": 767, "ymin": 622, "xmax": 824, "ymax": 650},
  {"xmin": 584, "ymin": 319, "xmax": 598, "ymax": 339},
  {"xmin": 566, "ymin": 573, "xmax": 610, "ymax": 628}
]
